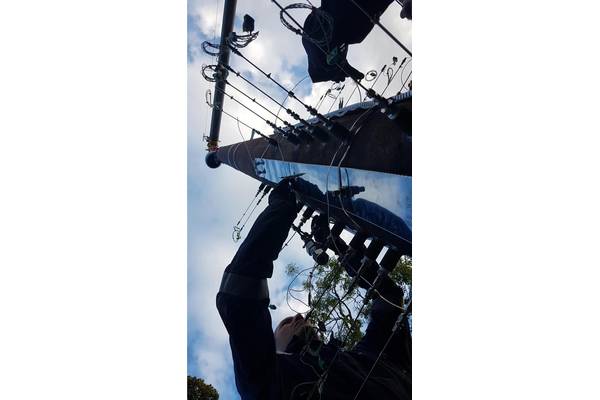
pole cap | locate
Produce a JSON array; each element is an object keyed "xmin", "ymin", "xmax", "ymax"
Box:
[{"xmin": 205, "ymin": 151, "xmax": 221, "ymax": 169}]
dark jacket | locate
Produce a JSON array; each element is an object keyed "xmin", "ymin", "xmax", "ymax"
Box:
[
  {"xmin": 216, "ymin": 183, "xmax": 411, "ymax": 399},
  {"xmin": 302, "ymin": 0, "xmax": 394, "ymax": 83}
]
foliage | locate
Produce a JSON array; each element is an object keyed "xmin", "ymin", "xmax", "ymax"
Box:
[
  {"xmin": 188, "ymin": 375, "xmax": 219, "ymax": 400},
  {"xmin": 286, "ymin": 256, "xmax": 411, "ymax": 350}
]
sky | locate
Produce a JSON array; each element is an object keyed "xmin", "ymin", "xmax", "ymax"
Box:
[{"xmin": 187, "ymin": 1, "xmax": 412, "ymax": 398}]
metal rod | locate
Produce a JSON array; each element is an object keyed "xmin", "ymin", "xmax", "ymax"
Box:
[{"xmin": 207, "ymin": 0, "xmax": 238, "ymax": 151}]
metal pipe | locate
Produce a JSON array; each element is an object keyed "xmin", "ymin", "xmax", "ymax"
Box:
[{"xmin": 207, "ymin": 0, "xmax": 238, "ymax": 151}]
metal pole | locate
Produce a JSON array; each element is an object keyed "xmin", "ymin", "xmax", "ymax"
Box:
[{"xmin": 207, "ymin": 0, "xmax": 238, "ymax": 151}]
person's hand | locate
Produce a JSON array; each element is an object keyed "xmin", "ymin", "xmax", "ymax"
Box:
[
  {"xmin": 268, "ymin": 178, "xmax": 297, "ymax": 205},
  {"xmin": 400, "ymin": 0, "xmax": 412, "ymax": 20}
]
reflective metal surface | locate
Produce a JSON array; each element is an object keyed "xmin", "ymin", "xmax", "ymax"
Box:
[{"xmin": 256, "ymin": 159, "xmax": 412, "ymax": 244}]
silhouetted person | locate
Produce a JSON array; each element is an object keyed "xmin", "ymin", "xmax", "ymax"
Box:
[{"xmin": 216, "ymin": 180, "xmax": 411, "ymax": 399}]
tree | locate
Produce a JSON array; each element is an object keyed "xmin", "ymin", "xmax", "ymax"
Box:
[
  {"xmin": 187, "ymin": 375, "xmax": 219, "ymax": 400},
  {"xmin": 286, "ymin": 256, "xmax": 411, "ymax": 349}
]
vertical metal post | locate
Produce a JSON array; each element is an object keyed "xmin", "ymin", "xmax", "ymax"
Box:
[{"xmin": 207, "ymin": 0, "xmax": 237, "ymax": 151}]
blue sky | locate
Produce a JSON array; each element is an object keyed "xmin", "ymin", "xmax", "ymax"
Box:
[{"xmin": 187, "ymin": 1, "xmax": 411, "ymax": 398}]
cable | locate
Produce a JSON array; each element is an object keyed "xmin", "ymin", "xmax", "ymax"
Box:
[
  {"xmin": 347, "ymin": 0, "xmax": 412, "ymax": 56},
  {"xmin": 226, "ymin": 79, "xmax": 303, "ymax": 136},
  {"xmin": 208, "ymin": 86, "xmax": 295, "ymax": 145},
  {"xmin": 227, "ymin": 44, "xmax": 341, "ymax": 126},
  {"xmin": 330, "ymin": 105, "xmax": 413, "ymax": 245},
  {"xmin": 236, "ymin": 118, "xmax": 255, "ymax": 169},
  {"xmin": 381, "ymin": 57, "xmax": 410, "ymax": 96},
  {"xmin": 232, "ymin": 183, "xmax": 265, "ymax": 242},
  {"xmin": 278, "ymin": 3, "xmax": 333, "ymax": 48},
  {"xmin": 211, "ymin": 0, "xmax": 220, "ymax": 63},
  {"xmin": 271, "ymin": 0, "xmax": 391, "ymax": 109},
  {"xmin": 291, "ymin": 103, "xmax": 409, "ymax": 396},
  {"xmin": 398, "ymin": 70, "xmax": 412, "ymax": 94},
  {"xmin": 228, "ymin": 31, "xmax": 260, "ymax": 48},
  {"xmin": 282, "ymin": 231, "xmax": 298, "ymax": 249},
  {"xmin": 351, "ymin": 299, "xmax": 412, "ymax": 400},
  {"xmin": 221, "ymin": 63, "xmax": 329, "ymax": 141},
  {"xmin": 305, "ymin": 299, "xmax": 369, "ymax": 399},
  {"xmin": 236, "ymin": 186, "xmax": 272, "ymax": 239},
  {"xmin": 213, "ymin": 85, "xmax": 302, "ymax": 144},
  {"xmin": 325, "ymin": 83, "xmax": 345, "ymax": 113},
  {"xmin": 286, "ymin": 265, "xmax": 318, "ymax": 315},
  {"xmin": 208, "ymin": 101, "xmax": 275, "ymax": 147},
  {"xmin": 314, "ymin": 82, "xmax": 336, "ymax": 113},
  {"xmin": 275, "ymin": 75, "xmax": 309, "ymax": 126}
]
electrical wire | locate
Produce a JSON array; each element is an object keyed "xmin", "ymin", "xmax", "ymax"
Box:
[
  {"xmin": 398, "ymin": 70, "xmax": 412, "ymax": 94},
  {"xmin": 325, "ymin": 83, "xmax": 345, "ymax": 113},
  {"xmin": 213, "ymin": 84, "xmax": 302, "ymax": 144},
  {"xmin": 227, "ymin": 78, "xmax": 301, "ymax": 134},
  {"xmin": 288, "ymin": 102, "xmax": 411, "ymax": 397},
  {"xmin": 217, "ymin": 81, "xmax": 303, "ymax": 142},
  {"xmin": 275, "ymin": 75, "xmax": 309, "ymax": 126},
  {"xmin": 381, "ymin": 57, "xmax": 410, "ymax": 96},
  {"xmin": 271, "ymin": 0, "xmax": 395, "ymax": 111},
  {"xmin": 351, "ymin": 299, "xmax": 412, "ymax": 400},
  {"xmin": 221, "ymin": 63, "xmax": 319, "ymax": 137},
  {"xmin": 346, "ymin": 0, "xmax": 412, "ymax": 56},
  {"xmin": 227, "ymin": 44, "xmax": 339, "ymax": 125}
]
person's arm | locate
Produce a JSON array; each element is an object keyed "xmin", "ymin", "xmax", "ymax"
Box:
[
  {"xmin": 354, "ymin": 280, "xmax": 412, "ymax": 372},
  {"xmin": 400, "ymin": 0, "xmax": 412, "ymax": 20},
  {"xmin": 216, "ymin": 181, "xmax": 298, "ymax": 399}
]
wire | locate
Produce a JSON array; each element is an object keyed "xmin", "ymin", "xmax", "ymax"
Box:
[
  {"xmin": 228, "ymin": 31, "xmax": 260, "ymax": 48},
  {"xmin": 282, "ymin": 231, "xmax": 298, "ymax": 249},
  {"xmin": 290, "ymin": 101, "xmax": 411, "ymax": 396},
  {"xmin": 208, "ymin": 101, "xmax": 270, "ymax": 142},
  {"xmin": 325, "ymin": 83, "xmax": 345, "ymax": 113},
  {"xmin": 212, "ymin": 0, "xmax": 219, "ymax": 63},
  {"xmin": 215, "ymin": 82, "xmax": 303, "ymax": 143},
  {"xmin": 314, "ymin": 82, "xmax": 336, "ymax": 112},
  {"xmin": 305, "ymin": 299, "xmax": 369, "ymax": 398},
  {"xmin": 286, "ymin": 265, "xmax": 317, "ymax": 315},
  {"xmin": 228, "ymin": 44, "xmax": 338, "ymax": 125},
  {"xmin": 346, "ymin": 0, "xmax": 412, "ymax": 56},
  {"xmin": 381, "ymin": 57, "xmax": 410, "ymax": 96},
  {"xmin": 351, "ymin": 299, "xmax": 412, "ymax": 400},
  {"xmin": 224, "ymin": 63, "xmax": 318, "ymax": 136},
  {"xmin": 236, "ymin": 118, "xmax": 255, "ymax": 170},
  {"xmin": 278, "ymin": 3, "xmax": 333, "ymax": 48},
  {"xmin": 271, "ymin": 0, "xmax": 391, "ymax": 110},
  {"xmin": 275, "ymin": 75, "xmax": 309, "ymax": 126},
  {"xmin": 201, "ymin": 63, "xmax": 219, "ymax": 82},
  {"xmin": 232, "ymin": 183, "xmax": 264, "ymax": 242},
  {"xmin": 212, "ymin": 85, "xmax": 301, "ymax": 144},
  {"xmin": 398, "ymin": 70, "xmax": 412, "ymax": 94}
]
